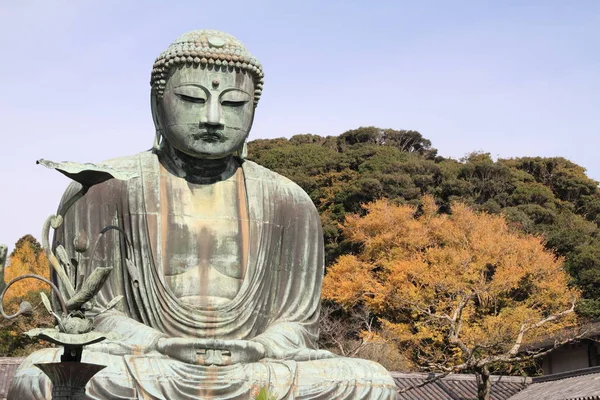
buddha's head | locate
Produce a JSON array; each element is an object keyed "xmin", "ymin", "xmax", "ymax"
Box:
[{"xmin": 150, "ymin": 30, "xmax": 264, "ymax": 159}]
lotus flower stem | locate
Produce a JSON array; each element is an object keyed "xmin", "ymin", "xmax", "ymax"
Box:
[
  {"xmin": 0, "ymin": 274, "xmax": 67, "ymax": 319},
  {"xmin": 42, "ymin": 215, "xmax": 75, "ymax": 297},
  {"xmin": 56, "ymin": 186, "xmax": 88, "ymax": 222}
]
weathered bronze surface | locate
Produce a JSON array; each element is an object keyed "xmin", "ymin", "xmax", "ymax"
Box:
[
  {"xmin": 35, "ymin": 362, "xmax": 106, "ymax": 400},
  {"xmin": 9, "ymin": 30, "xmax": 398, "ymax": 399}
]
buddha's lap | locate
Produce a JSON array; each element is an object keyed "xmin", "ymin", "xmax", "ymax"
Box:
[{"xmin": 11, "ymin": 347, "xmax": 397, "ymax": 399}]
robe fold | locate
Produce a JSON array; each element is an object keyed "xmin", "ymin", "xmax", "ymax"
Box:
[{"xmin": 8, "ymin": 152, "xmax": 398, "ymax": 399}]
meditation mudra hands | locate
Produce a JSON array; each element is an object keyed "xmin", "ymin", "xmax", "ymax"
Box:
[
  {"xmin": 156, "ymin": 337, "xmax": 266, "ymax": 365},
  {"xmin": 88, "ymin": 315, "xmax": 336, "ymax": 365},
  {"xmin": 155, "ymin": 337, "xmax": 337, "ymax": 365}
]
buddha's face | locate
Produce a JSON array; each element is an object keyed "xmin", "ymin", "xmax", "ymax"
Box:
[{"xmin": 155, "ymin": 65, "xmax": 255, "ymax": 159}]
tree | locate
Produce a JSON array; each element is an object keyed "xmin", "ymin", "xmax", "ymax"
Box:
[
  {"xmin": 322, "ymin": 196, "xmax": 579, "ymax": 400},
  {"xmin": 10, "ymin": 234, "xmax": 43, "ymax": 258},
  {"xmin": 0, "ymin": 235, "xmax": 54, "ymax": 356},
  {"xmin": 337, "ymin": 127, "xmax": 437, "ymax": 159},
  {"xmin": 248, "ymin": 129, "xmax": 443, "ymax": 264},
  {"xmin": 318, "ymin": 301, "xmax": 410, "ymax": 371},
  {"xmin": 248, "ymin": 129, "xmax": 600, "ymax": 317},
  {"xmin": 318, "ymin": 301, "xmax": 376, "ymax": 358},
  {"xmin": 3, "ymin": 235, "xmax": 50, "ymax": 310}
]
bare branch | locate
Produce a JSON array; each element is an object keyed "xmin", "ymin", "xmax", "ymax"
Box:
[
  {"xmin": 507, "ymin": 323, "xmax": 528, "ymax": 357},
  {"xmin": 409, "ymin": 302, "xmax": 453, "ymax": 323},
  {"xmin": 508, "ymin": 302, "xmax": 576, "ymax": 357},
  {"xmin": 448, "ymin": 295, "xmax": 472, "ymax": 358},
  {"xmin": 524, "ymin": 302, "xmax": 576, "ymax": 333},
  {"xmin": 318, "ymin": 302, "xmax": 379, "ymax": 358},
  {"xmin": 476, "ymin": 332, "xmax": 585, "ymax": 368}
]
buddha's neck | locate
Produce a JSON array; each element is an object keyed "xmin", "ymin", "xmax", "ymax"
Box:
[{"xmin": 159, "ymin": 143, "xmax": 238, "ymax": 183}]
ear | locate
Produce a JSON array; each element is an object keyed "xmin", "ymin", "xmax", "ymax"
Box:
[
  {"xmin": 150, "ymin": 92, "xmax": 163, "ymax": 151},
  {"xmin": 247, "ymin": 106, "xmax": 256, "ymax": 134},
  {"xmin": 234, "ymin": 141, "xmax": 248, "ymax": 159}
]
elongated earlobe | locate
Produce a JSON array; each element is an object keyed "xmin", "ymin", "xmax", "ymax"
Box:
[
  {"xmin": 235, "ymin": 142, "xmax": 248, "ymax": 159},
  {"xmin": 153, "ymin": 129, "xmax": 163, "ymax": 152},
  {"xmin": 150, "ymin": 92, "xmax": 164, "ymax": 152}
]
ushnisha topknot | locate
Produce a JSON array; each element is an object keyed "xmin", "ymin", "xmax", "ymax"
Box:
[{"xmin": 150, "ymin": 30, "xmax": 265, "ymax": 106}]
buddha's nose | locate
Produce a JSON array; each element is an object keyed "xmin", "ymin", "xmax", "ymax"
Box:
[{"xmin": 202, "ymin": 98, "xmax": 224, "ymax": 129}]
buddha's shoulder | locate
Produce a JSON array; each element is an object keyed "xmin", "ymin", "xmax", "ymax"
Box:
[
  {"xmin": 76, "ymin": 154, "xmax": 312, "ymax": 204},
  {"xmin": 242, "ymin": 160, "xmax": 301, "ymax": 189},
  {"xmin": 242, "ymin": 160, "xmax": 313, "ymax": 204},
  {"xmin": 100, "ymin": 150, "xmax": 155, "ymax": 171},
  {"xmin": 59, "ymin": 151, "xmax": 153, "ymax": 199}
]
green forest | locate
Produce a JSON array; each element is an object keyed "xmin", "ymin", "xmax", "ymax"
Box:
[{"xmin": 247, "ymin": 126, "xmax": 600, "ymax": 319}]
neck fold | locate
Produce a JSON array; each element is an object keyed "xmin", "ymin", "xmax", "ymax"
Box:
[{"xmin": 158, "ymin": 143, "xmax": 238, "ymax": 183}]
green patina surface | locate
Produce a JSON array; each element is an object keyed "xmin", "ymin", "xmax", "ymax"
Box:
[{"xmin": 9, "ymin": 30, "xmax": 399, "ymax": 399}]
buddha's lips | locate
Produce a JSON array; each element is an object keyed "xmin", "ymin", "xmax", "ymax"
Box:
[{"xmin": 192, "ymin": 132, "xmax": 225, "ymax": 142}]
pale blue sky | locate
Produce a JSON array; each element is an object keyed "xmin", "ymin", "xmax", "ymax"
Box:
[{"xmin": 0, "ymin": 1, "xmax": 598, "ymax": 251}]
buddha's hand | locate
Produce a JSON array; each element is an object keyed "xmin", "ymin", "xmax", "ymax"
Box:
[{"xmin": 156, "ymin": 337, "xmax": 266, "ymax": 365}]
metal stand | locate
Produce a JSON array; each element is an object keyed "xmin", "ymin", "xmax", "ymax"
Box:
[
  {"xmin": 34, "ymin": 345, "xmax": 105, "ymax": 400},
  {"xmin": 34, "ymin": 361, "xmax": 105, "ymax": 400}
]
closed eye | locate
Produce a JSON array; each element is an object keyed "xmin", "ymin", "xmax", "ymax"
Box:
[
  {"xmin": 221, "ymin": 100, "xmax": 248, "ymax": 107},
  {"xmin": 177, "ymin": 94, "xmax": 206, "ymax": 104},
  {"xmin": 220, "ymin": 89, "xmax": 251, "ymax": 106}
]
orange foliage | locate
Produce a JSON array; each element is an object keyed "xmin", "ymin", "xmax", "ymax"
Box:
[
  {"xmin": 323, "ymin": 195, "xmax": 579, "ymax": 371},
  {"xmin": 4, "ymin": 236, "xmax": 50, "ymax": 306}
]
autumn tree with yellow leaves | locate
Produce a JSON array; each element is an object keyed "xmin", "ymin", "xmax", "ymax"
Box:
[
  {"xmin": 322, "ymin": 196, "xmax": 580, "ymax": 400},
  {"xmin": 4, "ymin": 234, "xmax": 50, "ymax": 307},
  {"xmin": 0, "ymin": 235, "xmax": 53, "ymax": 356}
]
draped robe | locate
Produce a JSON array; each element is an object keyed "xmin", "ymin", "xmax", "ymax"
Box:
[{"xmin": 9, "ymin": 151, "xmax": 398, "ymax": 399}]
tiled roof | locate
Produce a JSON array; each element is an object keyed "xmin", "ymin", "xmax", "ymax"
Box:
[
  {"xmin": 392, "ymin": 372, "xmax": 531, "ymax": 400},
  {"xmin": 0, "ymin": 357, "xmax": 23, "ymax": 400},
  {"xmin": 508, "ymin": 366, "xmax": 600, "ymax": 400}
]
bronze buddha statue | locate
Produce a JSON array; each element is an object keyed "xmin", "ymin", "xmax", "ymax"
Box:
[{"xmin": 9, "ymin": 30, "xmax": 398, "ymax": 399}]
